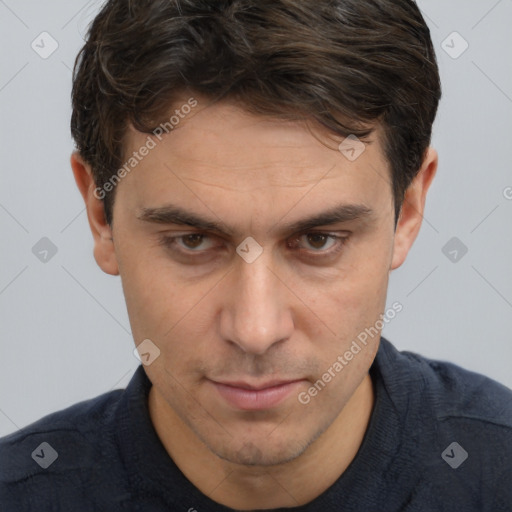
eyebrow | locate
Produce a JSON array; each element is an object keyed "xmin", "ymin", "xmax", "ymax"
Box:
[
  {"xmin": 137, "ymin": 206, "xmax": 233, "ymax": 234},
  {"xmin": 136, "ymin": 203, "xmax": 374, "ymax": 236},
  {"xmin": 275, "ymin": 203, "xmax": 374, "ymax": 235}
]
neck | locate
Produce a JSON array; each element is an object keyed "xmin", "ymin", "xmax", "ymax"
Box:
[{"xmin": 148, "ymin": 373, "xmax": 374, "ymax": 510}]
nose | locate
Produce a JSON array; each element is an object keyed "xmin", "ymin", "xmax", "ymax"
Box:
[{"xmin": 219, "ymin": 253, "xmax": 294, "ymax": 355}]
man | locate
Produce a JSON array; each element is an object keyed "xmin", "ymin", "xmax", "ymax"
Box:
[{"xmin": 1, "ymin": 0, "xmax": 511, "ymax": 510}]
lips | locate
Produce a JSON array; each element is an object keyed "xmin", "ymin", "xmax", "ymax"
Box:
[
  {"xmin": 217, "ymin": 379, "xmax": 298, "ymax": 391},
  {"xmin": 210, "ymin": 379, "xmax": 304, "ymax": 411}
]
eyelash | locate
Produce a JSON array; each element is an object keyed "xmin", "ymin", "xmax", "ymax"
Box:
[{"xmin": 158, "ymin": 232, "xmax": 349, "ymax": 262}]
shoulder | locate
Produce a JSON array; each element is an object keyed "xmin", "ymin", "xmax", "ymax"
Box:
[
  {"xmin": 376, "ymin": 339, "xmax": 512, "ymax": 508},
  {"xmin": 0, "ymin": 388, "xmax": 123, "ymax": 485},
  {"xmin": 378, "ymin": 337, "xmax": 512, "ymax": 429}
]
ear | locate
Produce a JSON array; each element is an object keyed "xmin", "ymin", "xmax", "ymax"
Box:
[
  {"xmin": 391, "ymin": 147, "xmax": 438, "ymax": 270},
  {"xmin": 71, "ymin": 152, "xmax": 119, "ymax": 276}
]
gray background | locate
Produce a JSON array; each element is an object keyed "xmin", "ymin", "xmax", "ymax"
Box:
[{"xmin": 0, "ymin": 0, "xmax": 511, "ymax": 437}]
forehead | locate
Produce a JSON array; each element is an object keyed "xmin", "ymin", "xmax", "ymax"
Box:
[{"xmin": 119, "ymin": 96, "xmax": 391, "ymax": 217}]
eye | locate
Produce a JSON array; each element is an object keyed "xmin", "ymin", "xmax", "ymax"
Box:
[
  {"xmin": 301, "ymin": 233, "xmax": 337, "ymax": 251},
  {"xmin": 177, "ymin": 234, "xmax": 213, "ymax": 251},
  {"xmin": 159, "ymin": 233, "xmax": 217, "ymax": 253},
  {"xmin": 289, "ymin": 232, "xmax": 345, "ymax": 252},
  {"xmin": 285, "ymin": 231, "xmax": 349, "ymax": 263}
]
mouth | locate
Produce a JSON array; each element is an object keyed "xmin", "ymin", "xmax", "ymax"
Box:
[{"xmin": 209, "ymin": 378, "xmax": 305, "ymax": 411}]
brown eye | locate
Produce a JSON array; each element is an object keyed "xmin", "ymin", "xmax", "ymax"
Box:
[
  {"xmin": 298, "ymin": 233, "xmax": 337, "ymax": 251},
  {"xmin": 286, "ymin": 232, "xmax": 347, "ymax": 257},
  {"xmin": 181, "ymin": 234, "xmax": 207, "ymax": 249},
  {"xmin": 306, "ymin": 233, "xmax": 329, "ymax": 249}
]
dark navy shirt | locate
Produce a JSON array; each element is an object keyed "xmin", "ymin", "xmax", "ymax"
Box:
[{"xmin": 1, "ymin": 337, "xmax": 511, "ymax": 511}]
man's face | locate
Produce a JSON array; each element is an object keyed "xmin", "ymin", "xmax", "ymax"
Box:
[{"xmin": 102, "ymin": 97, "xmax": 400, "ymax": 465}]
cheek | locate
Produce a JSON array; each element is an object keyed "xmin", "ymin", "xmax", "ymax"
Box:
[
  {"xmin": 120, "ymin": 260, "xmax": 223, "ymax": 376},
  {"xmin": 295, "ymin": 248, "xmax": 390, "ymax": 384},
  {"xmin": 118, "ymin": 244, "xmax": 197, "ymax": 341},
  {"xmin": 304, "ymin": 254, "xmax": 389, "ymax": 338}
]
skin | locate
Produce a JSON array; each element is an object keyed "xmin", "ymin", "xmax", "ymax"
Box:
[{"xmin": 72, "ymin": 95, "xmax": 437, "ymax": 510}]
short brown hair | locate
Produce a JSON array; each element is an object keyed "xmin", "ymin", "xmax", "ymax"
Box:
[{"xmin": 71, "ymin": 0, "xmax": 441, "ymax": 225}]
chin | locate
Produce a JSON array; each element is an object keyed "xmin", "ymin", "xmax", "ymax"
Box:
[{"xmin": 209, "ymin": 435, "xmax": 312, "ymax": 467}]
